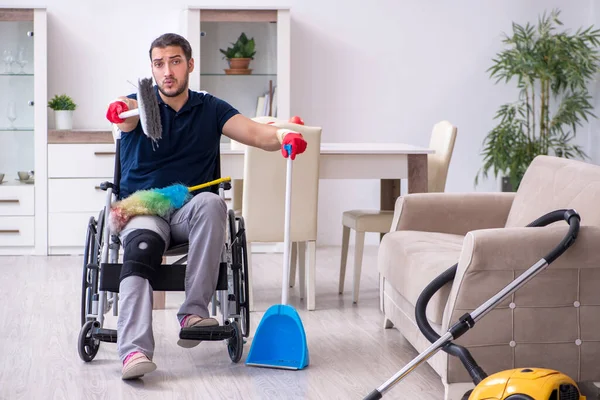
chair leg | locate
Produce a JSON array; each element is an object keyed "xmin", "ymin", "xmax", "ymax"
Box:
[
  {"xmin": 289, "ymin": 242, "xmax": 297, "ymax": 288},
  {"xmin": 153, "ymin": 256, "xmax": 167, "ymax": 309},
  {"xmin": 306, "ymin": 241, "xmax": 316, "ymax": 311},
  {"xmin": 298, "ymin": 242, "xmax": 306, "ymax": 300},
  {"xmin": 383, "ymin": 317, "xmax": 394, "ymax": 329},
  {"xmin": 352, "ymin": 231, "xmax": 365, "ymax": 304},
  {"xmin": 379, "ymin": 274, "xmax": 384, "ymax": 312},
  {"xmin": 339, "ymin": 225, "xmax": 350, "ymax": 294},
  {"xmin": 153, "ymin": 291, "xmax": 166, "ymax": 310}
]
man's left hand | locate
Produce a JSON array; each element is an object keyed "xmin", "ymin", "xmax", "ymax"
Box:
[{"xmin": 281, "ymin": 132, "xmax": 307, "ymax": 160}]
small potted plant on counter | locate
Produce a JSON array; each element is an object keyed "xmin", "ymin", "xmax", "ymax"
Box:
[
  {"xmin": 48, "ymin": 94, "xmax": 77, "ymax": 130},
  {"xmin": 220, "ymin": 32, "xmax": 256, "ymax": 75}
]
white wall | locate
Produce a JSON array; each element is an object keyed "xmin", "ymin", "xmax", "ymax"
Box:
[{"xmin": 5, "ymin": 0, "xmax": 599, "ymax": 246}]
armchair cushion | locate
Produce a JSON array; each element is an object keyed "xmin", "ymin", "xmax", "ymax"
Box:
[{"xmin": 378, "ymin": 231, "xmax": 464, "ymax": 325}]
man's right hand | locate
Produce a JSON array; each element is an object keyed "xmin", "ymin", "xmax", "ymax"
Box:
[{"xmin": 106, "ymin": 97, "xmax": 138, "ymax": 124}]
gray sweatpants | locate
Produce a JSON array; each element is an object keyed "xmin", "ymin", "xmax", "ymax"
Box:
[{"xmin": 116, "ymin": 191, "xmax": 227, "ymax": 362}]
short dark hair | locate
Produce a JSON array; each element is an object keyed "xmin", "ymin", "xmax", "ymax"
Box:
[{"xmin": 149, "ymin": 33, "xmax": 192, "ymax": 61}]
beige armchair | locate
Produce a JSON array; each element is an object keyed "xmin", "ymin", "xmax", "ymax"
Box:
[
  {"xmin": 241, "ymin": 120, "xmax": 322, "ymax": 312},
  {"xmin": 339, "ymin": 120, "xmax": 457, "ymax": 303},
  {"xmin": 378, "ymin": 155, "xmax": 600, "ymax": 399}
]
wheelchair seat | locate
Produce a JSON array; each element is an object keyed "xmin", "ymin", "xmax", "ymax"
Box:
[{"xmin": 164, "ymin": 243, "xmax": 189, "ymax": 257}]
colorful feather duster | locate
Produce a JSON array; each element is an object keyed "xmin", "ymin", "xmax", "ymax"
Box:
[{"xmin": 109, "ymin": 177, "xmax": 231, "ymax": 233}]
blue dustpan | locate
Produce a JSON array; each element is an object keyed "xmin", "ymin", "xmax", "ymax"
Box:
[
  {"xmin": 246, "ymin": 144, "xmax": 310, "ymax": 370},
  {"xmin": 245, "ymin": 304, "xmax": 309, "ymax": 369}
]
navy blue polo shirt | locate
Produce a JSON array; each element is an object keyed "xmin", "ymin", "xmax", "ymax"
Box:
[{"xmin": 118, "ymin": 87, "xmax": 239, "ymax": 199}]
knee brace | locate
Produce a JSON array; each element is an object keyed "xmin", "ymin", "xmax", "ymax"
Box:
[{"xmin": 120, "ymin": 229, "xmax": 166, "ymax": 288}]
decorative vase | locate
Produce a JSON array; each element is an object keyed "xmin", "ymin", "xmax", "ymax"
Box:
[{"xmin": 55, "ymin": 110, "xmax": 73, "ymax": 130}]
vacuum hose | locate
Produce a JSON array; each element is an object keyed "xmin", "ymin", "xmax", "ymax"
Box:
[
  {"xmin": 414, "ymin": 209, "xmax": 580, "ymax": 386},
  {"xmin": 415, "ymin": 263, "xmax": 488, "ymax": 384}
]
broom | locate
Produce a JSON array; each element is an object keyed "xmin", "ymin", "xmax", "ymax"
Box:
[{"xmin": 109, "ymin": 177, "xmax": 231, "ymax": 233}]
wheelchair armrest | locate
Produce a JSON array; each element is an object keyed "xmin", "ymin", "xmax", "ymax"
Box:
[
  {"xmin": 98, "ymin": 181, "xmax": 118, "ymax": 195},
  {"xmin": 219, "ymin": 181, "xmax": 232, "ymax": 191}
]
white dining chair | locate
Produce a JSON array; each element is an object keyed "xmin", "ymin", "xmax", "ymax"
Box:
[
  {"xmin": 339, "ymin": 120, "xmax": 457, "ymax": 303},
  {"xmin": 242, "ymin": 120, "xmax": 322, "ymax": 311}
]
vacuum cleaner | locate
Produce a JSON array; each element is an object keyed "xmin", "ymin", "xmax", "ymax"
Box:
[{"xmin": 364, "ymin": 209, "xmax": 585, "ymax": 400}]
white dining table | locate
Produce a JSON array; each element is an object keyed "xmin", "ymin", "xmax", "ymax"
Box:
[{"xmin": 220, "ymin": 142, "xmax": 435, "ymax": 210}]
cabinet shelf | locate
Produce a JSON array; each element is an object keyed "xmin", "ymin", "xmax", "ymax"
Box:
[
  {"xmin": 0, "ymin": 73, "xmax": 33, "ymax": 76},
  {"xmin": 0, "ymin": 128, "xmax": 34, "ymax": 132},
  {"xmin": 201, "ymin": 73, "xmax": 276, "ymax": 76}
]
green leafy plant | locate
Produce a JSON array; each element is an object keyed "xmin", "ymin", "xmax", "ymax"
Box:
[
  {"xmin": 47, "ymin": 94, "xmax": 77, "ymax": 111},
  {"xmin": 219, "ymin": 32, "xmax": 256, "ymax": 59},
  {"xmin": 476, "ymin": 9, "xmax": 600, "ymax": 190}
]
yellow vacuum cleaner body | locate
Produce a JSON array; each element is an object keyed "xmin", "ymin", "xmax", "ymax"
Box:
[{"xmin": 468, "ymin": 368, "xmax": 585, "ymax": 400}]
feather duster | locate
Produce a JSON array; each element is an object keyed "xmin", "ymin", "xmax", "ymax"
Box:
[{"xmin": 109, "ymin": 177, "xmax": 230, "ymax": 233}]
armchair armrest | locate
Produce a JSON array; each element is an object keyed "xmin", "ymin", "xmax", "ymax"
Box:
[
  {"xmin": 460, "ymin": 225, "xmax": 600, "ymax": 272},
  {"xmin": 391, "ymin": 192, "xmax": 516, "ymax": 236}
]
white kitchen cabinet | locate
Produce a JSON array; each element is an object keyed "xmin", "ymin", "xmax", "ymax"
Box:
[
  {"xmin": 47, "ymin": 131, "xmax": 115, "ymax": 254},
  {"xmin": 0, "ymin": 7, "xmax": 47, "ymax": 255}
]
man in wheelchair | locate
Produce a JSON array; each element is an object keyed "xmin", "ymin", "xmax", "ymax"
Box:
[{"xmin": 102, "ymin": 33, "xmax": 307, "ymax": 380}]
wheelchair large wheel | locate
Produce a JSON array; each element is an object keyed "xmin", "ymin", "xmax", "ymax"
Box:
[
  {"xmin": 227, "ymin": 320, "xmax": 243, "ymax": 363},
  {"xmin": 80, "ymin": 210, "xmax": 103, "ymax": 326},
  {"xmin": 227, "ymin": 210, "xmax": 250, "ymax": 338},
  {"xmin": 237, "ymin": 216, "xmax": 250, "ymax": 338},
  {"xmin": 78, "ymin": 320, "xmax": 100, "ymax": 362}
]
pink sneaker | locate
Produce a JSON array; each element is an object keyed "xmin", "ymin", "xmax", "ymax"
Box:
[
  {"xmin": 177, "ymin": 315, "xmax": 219, "ymax": 348},
  {"xmin": 121, "ymin": 351, "xmax": 157, "ymax": 380}
]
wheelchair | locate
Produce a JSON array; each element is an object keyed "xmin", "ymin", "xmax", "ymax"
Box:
[{"xmin": 77, "ymin": 139, "xmax": 250, "ymax": 364}]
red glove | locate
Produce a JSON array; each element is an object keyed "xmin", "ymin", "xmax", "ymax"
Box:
[
  {"xmin": 106, "ymin": 100, "xmax": 129, "ymax": 124},
  {"xmin": 281, "ymin": 132, "xmax": 307, "ymax": 160}
]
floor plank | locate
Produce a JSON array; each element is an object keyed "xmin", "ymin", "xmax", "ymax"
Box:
[{"xmin": 0, "ymin": 246, "xmax": 444, "ymax": 400}]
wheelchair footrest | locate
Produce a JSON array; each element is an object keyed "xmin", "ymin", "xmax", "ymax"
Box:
[
  {"xmin": 179, "ymin": 325, "xmax": 234, "ymax": 341},
  {"xmin": 93, "ymin": 327, "xmax": 118, "ymax": 343}
]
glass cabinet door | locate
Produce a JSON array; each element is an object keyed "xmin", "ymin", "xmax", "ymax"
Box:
[
  {"xmin": 0, "ymin": 15, "xmax": 34, "ymax": 184},
  {"xmin": 198, "ymin": 10, "xmax": 279, "ymax": 143}
]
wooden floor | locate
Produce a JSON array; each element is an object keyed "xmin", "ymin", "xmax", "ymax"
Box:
[{"xmin": 0, "ymin": 246, "xmax": 444, "ymax": 400}]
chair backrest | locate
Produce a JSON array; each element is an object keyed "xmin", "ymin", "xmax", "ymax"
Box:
[
  {"xmin": 505, "ymin": 155, "xmax": 600, "ymax": 228},
  {"xmin": 427, "ymin": 120, "xmax": 457, "ymax": 192},
  {"xmin": 242, "ymin": 121, "xmax": 322, "ymax": 243}
]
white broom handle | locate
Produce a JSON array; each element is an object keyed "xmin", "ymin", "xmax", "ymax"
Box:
[
  {"xmin": 282, "ymin": 148, "xmax": 293, "ymax": 305},
  {"xmin": 118, "ymin": 108, "xmax": 140, "ymax": 119}
]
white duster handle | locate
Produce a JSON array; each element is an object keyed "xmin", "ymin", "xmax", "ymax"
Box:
[
  {"xmin": 118, "ymin": 108, "xmax": 140, "ymax": 119},
  {"xmin": 281, "ymin": 148, "xmax": 293, "ymax": 305}
]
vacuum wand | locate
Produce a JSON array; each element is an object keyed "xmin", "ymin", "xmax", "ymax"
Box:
[{"xmin": 364, "ymin": 209, "xmax": 580, "ymax": 399}]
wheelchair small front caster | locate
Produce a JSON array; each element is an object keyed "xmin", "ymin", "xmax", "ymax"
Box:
[
  {"xmin": 78, "ymin": 320, "xmax": 100, "ymax": 362},
  {"xmin": 227, "ymin": 321, "xmax": 243, "ymax": 363}
]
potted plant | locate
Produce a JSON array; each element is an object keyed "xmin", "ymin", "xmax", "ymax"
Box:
[
  {"xmin": 219, "ymin": 32, "xmax": 256, "ymax": 75},
  {"xmin": 48, "ymin": 94, "xmax": 77, "ymax": 130},
  {"xmin": 476, "ymin": 9, "xmax": 600, "ymax": 191}
]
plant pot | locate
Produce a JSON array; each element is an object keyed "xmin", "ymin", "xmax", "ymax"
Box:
[
  {"xmin": 501, "ymin": 176, "xmax": 515, "ymax": 192},
  {"xmin": 229, "ymin": 58, "xmax": 251, "ymax": 69},
  {"xmin": 225, "ymin": 58, "xmax": 253, "ymax": 74},
  {"xmin": 55, "ymin": 110, "xmax": 73, "ymax": 130}
]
